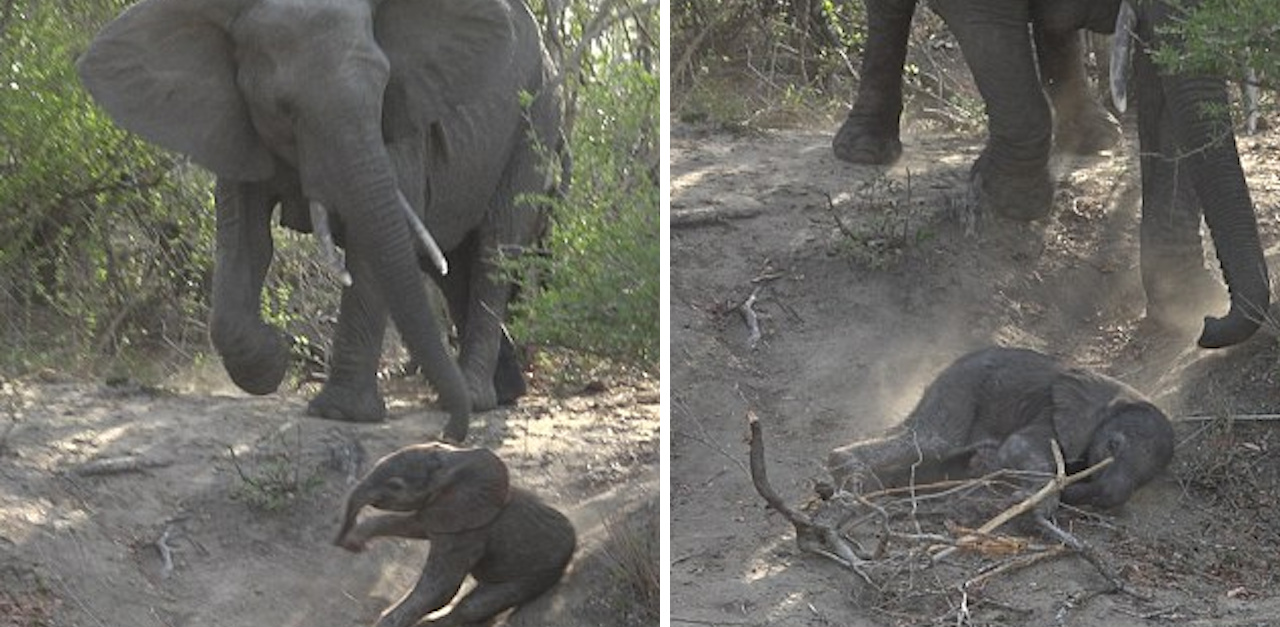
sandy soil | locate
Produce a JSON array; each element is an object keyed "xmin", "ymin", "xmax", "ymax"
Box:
[
  {"xmin": 0, "ymin": 361, "xmax": 659, "ymax": 627},
  {"xmin": 671, "ymin": 117, "xmax": 1280, "ymax": 626}
]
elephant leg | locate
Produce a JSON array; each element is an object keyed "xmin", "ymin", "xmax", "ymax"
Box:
[
  {"xmin": 827, "ymin": 427, "xmax": 962, "ymax": 493},
  {"xmin": 493, "ymin": 324, "xmax": 528, "ymax": 405},
  {"xmin": 1133, "ymin": 41, "xmax": 1220, "ymax": 332},
  {"xmin": 440, "ymin": 232, "xmax": 526, "ymax": 409},
  {"xmin": 454, "ymin": 237, "xmax": 512, "ymax": 413},
  {"xmin": 453, "ymin": 139, "xmax": 547, "ymax": 412},
  {"xmin": 1137, "ymin": 3, "xmax": 1268, "ymax": 347},
  {"xmin": 832, "ymin": 0, "xmax": 916, "ymax": 165},
  {"xmin": 990, "ymin": 420, "xmax": 1061, "ymax": 521},
  {"xmin": 308, "ymin": 250, "xmax": 389, "ymax": 423},
  {"xmin": 428, "ymin": 578, "xmax": 557, "ymax": 627},
  {"xmin": 931, "ymin": 0, "xmax": 1054, "ymax": 221},
  {"xmin": 210, "ymin": 179, "xmax": 290, "ymax": 395},
  {"xmin": 1035, "ymin": 27, "xmax": 1120, "ymax": 155}
]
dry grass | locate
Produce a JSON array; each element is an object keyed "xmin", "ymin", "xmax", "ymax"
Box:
[{"xmin": 602, "ymin": 496, "xmax": 660, "ymax": 624}]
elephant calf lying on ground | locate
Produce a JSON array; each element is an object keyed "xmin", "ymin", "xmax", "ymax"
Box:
[
  {"xmin": 828, "ymin": 346, "xmax": 1174, "ymax": 511},
  {"xmin": 335, "ymin": 443, "xmax": 575, "ymax": 627}
]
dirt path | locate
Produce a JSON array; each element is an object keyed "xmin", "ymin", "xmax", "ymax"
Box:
[
  {"xmin": 671, "ymin": 122, "xmax": 1280, "ymax": 626},
  {"xmin": 0, "ymin": 367, "xmax": 659, "ymax": 627}
]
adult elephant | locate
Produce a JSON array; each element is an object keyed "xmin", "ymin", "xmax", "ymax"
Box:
[
  {"xmin": 78, "ymin": 0, "xmax": 562, "ymax": 442},
  {"xmin": 834, "ymin": 7, "xmax": 1121, "ymax": 165},
  {"xmin": 835, "ymin": 0, "xmax": 1269, "ymax": 349}
]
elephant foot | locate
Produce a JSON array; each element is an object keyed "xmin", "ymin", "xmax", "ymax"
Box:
[
  {"xmin": 218, "ymin": 329, "xmax": 290, "ymax": 396},
  {"xmin": 493, "ymin": 340, "xmax": 528, "ymax": 406},
  {"xmin": 970, "ymin": 156, "xmax": 1055, "ymax": 222},
  {"xmin": 307, "ymin": 383, "xmax": 388, "ymax": 423},
  {"xmin": 832, "ymin": 114, "xmax": 903, "ymax": 165},
  {"xmin": 466, "ymin": 374, "xmax": 500, "ymax": 413},
  {"xmin": 1053, "ymin": 104, "xmax": 1122, "ymax": 156},
  {"xmin": 440, "ymin": 415, "xmax": 469, "ymax": 444}
]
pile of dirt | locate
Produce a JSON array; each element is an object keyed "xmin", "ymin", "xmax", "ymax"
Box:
[
  {"xmin": 0, "ymin": 366, "xmax": 659, "ymax": 627},
  {"xmin": 671, "ymin": 119, "xmax": 1280, "ymax": 626}
]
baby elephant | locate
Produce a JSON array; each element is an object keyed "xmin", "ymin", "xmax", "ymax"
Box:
[
  {"xmin": 335, "ymin": 443, "xmax": 575, "ymax": 627},
  {"xmin": 828, "ymin": 346, "xmax": 1174, "ymax": 510}
]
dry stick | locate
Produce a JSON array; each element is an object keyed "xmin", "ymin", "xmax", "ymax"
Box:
[
  {"xmin": 1176, "ymin": 413, "xmax": 1280, "ymax": 422},
  {"xmin": 824, "ymin": 193, "xmax": 859, "ymax": 241},
  {"xmin": 963, "ymin": 546, "xmax": 1067, "ymax": 589},
  {"xmin": 736, "ymin": 288, "xmax": 763, "ymax": 349},
  {"xmin": 74, "ymin": 455, "xmax": 173, "ymax": 476},
  {"xmin": 859, "ymin": 468, "xmax": 1027, "ymax": 501},
  {"xmin": 945, "ymin": 443, "xmax": 1138, "ymax": 597},
  {"xmin": 931, "ymin": 442, "xmax": 1112, "ymax": 563},
  {"xmin": 1033, "ymin": 516, "xmax": 1142, "ymax": 599},
  {"xmin": 746, "ymin": 411, "xmax": 871, "ymax": 580},
  {"xmin": 671, "ymin": 204, "xmax": 765, "ymax": 227},
  {"xmin": 156, "ymin": 526, "xmax": 176, "ymax": 578}
]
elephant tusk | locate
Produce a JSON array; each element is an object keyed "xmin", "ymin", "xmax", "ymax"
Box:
[
  {"xmin": 310, "ymin": 201, "xmax": 353, "ymax": 287},
  {"xmin": 1110, "ymin": 0, "xmax": 1136, "ymax": 114},
  {"xmin": 397, "ymin": 191, "xmax": 449, "ymax": 276}
]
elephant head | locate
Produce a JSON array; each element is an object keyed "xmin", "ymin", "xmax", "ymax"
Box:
[
  {"xmin": 336, "ymin": 442, "xmax": 510, "ymax": 543},
  {"xmin": 1060, "ymin": 401, "xmax": 1175, "ymax": 508},
  {"xmin": 77, "ymin": 0, "xmax": 526, "ymax": 437}
]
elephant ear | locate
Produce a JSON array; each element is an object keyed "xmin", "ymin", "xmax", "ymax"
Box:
[
  {"xmin": 421, "ymin": 447, "xmax": 511, "ymax": 534},
  {"xmin": 374, "ymin": 0, "xmax": 517, "ymax": 126},
  {"xmin": 77, "ymin": 0, "xmax": 274, "ymax": 181},
  {"xmin": 1050, "ymin": 369, "xmax": 1127, "ymax": 460}
]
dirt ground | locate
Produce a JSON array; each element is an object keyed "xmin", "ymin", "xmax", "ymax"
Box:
[
  {"xmin": 0, "ymin": 360, "xmax": 659, "ymax": 627},
  {"xmin": 671, "ymin": 113, "xmax": 1280, "ymax": 626}
]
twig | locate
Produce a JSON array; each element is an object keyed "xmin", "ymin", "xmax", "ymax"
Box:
[
  {"xmin": 547, "ymin": 0, "xmax": 658, "ymax": 94},
  {"xmin": 746, "ymin": 410, "xmax": 871, "ymax": 579},
  {"xmin": 963, "ymin": 546, "xmax": 1068, "ymax": 589},
  {"xmin": 733, "ymin": 287, "xmax": 763, "ymax": 349},
  {"xmin": 671, "ymin": 204, "xmax": 765, "ymax": 227},
  {"xmin": 74, "ymin": 455, "xmax": 173, "ymax": 476},
  {"xmin": 156, "ymin": 526, "xmax": 176, "ymax": 578},
  {"xmin": 933, "ymin": 442, "xmax": 1112, "ymax": 562},
  {"xmin": 747, "ymin": 411, "xmax": 815, "ymax": 529},
  {"xmin": 1176, "ymin": 413, "xmax": 1280, "ymax": 422},
  {"xmin": 824, "ymin": 193, "xmax": 859, "ymax": 241},
  {"xmin": 1033, "ymin": 516, "xmax": 1141, "ymax": 598},
  {"xmin": 672, "ymin": 618, "xmax": 751, "ymax": 626}
]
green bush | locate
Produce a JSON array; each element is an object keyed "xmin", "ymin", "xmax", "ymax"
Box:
[
  {"xmin": 0, "ymin": 1, "xmax": 216, "ymax": 373},
  {"xmin": 1150, "ymin": 0, "xmax": 1279, "ymax": 86},
  {"xmin": 508, "ymin": 55, "xmax": 659, "ymax": 368}
]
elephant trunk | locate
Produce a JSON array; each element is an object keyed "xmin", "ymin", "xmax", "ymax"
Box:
[
  {"xmin": 311, "ymin": 131, "xmax": 472, "ymax": 437},
  {"xmin": 334, "ymin": 483, "xmax": 370, "ymax": 544},
  {"xmin": 1167, "ymin": 78, "xmax": 1271, "ymax": 348}
]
